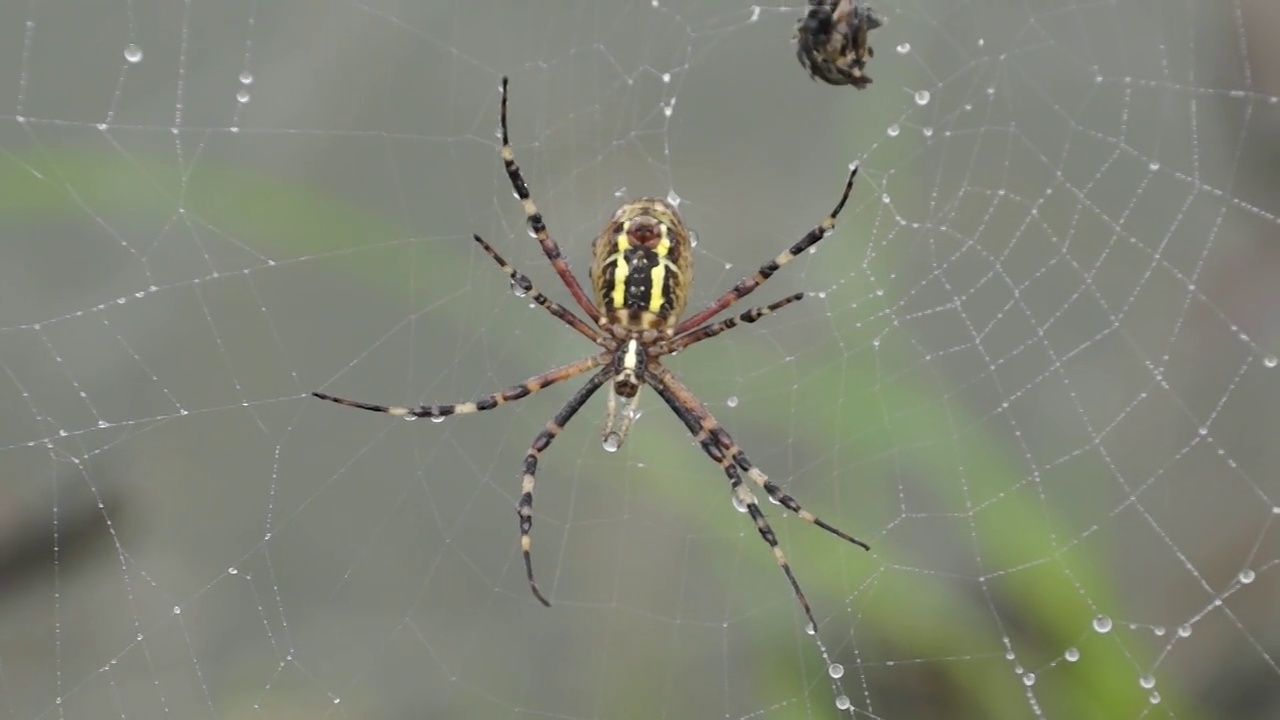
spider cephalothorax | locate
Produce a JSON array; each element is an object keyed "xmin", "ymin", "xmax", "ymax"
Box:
[
  {"xmin": 313, "ymin": 77, "xmax": 868, "ymax": 632},
  {"xmin": 795, "ymin": 0, "xmax": 883, "ymax": 88}
]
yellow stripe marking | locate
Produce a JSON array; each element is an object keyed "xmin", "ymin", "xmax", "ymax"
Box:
[
  {"xmin": 647, "ymin": 227, "xmax": 671, "ymax": 313},
  {"xmin": 611, "ymin": 224, "xmax": 630, "ymax": 310}
]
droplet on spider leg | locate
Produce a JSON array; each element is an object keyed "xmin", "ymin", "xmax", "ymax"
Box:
[
  {"xmin": 430, "ymin": 415, "xmax": 446, "ymax": 424},
  {"xmin": 510, "ymin": 280, "xmax": 529, "ymax": 297},
  {"xmin": 602, "ymin": 433, "xmax": 621, "ymax": 452},
  {"xmin": 731, "ymin": 494, "xmax": 748, "ymax": 513}
]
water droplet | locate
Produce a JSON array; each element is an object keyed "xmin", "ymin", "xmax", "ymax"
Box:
[
  {"xmin": 510, "ymin": 280, "xmax": 529, "ymax": 297},
  {"xmin": 896, "ymin": 43, "xmax": 911, "ymax": 54},
  {"xmin": 726, "ymin": 396, "xmax": 739, "ymax": 408},
  {"xmin": 1264, "ymin": 355, "xmax": 1277, "ymax": 368},
  {"xmin": 886, "ymin": 124, "xmax": 900, "ymax": 137},
  {"xmin": 1022, "ymin": 673, "xmax": 1036, "ymax": 686},
  {"xmin": 429, "ymin": 415, "xmax": 446, "ymax": 423},
  {"xmin": 1064, "ymin": 647, "xmax": 1080, "ymax": 662},
  {"xmin": 602, "ymin": 433, "xmax": 621, "ymax": 453},
  {"xmin": 124, "ymin": 44, "xmax": 143, "ymax": 63},
  {"xmin": 922, "ymin": 127, "xmax": 933, "ymax": 137},
  {"xmin": 977, "ymin": 38, "xmax": 985, "ymax": 47},
  {"xmin": 1197, "ymin": 426, "xmax": 1209, "ymax": 435},
  {"xmin": 236, "ymin": 89, "xmax": 251, "ymax": 103},
  {"xmin": 1149, "ymin": 692, "xmax": 1161, "ymax": 705},
  {"xmin": 689, "ymin": 229, "xmax": 699, "ymax": 247},
  {"xmin": 828, "ymin": 663, "xmax": 844, "ymax": 678},
  {"xmin": 748, "ymin": 6, "xmax": 761, "ymax": 23},
  {"xmin": 1176, "ymin": 624, "xmax": 1192, "ymax": 637},
  {"xmin": 228, "ymin": 567, "xmax": 238, "ymax": 575},
  {"xmin": 173, "ymin": 606, "xmax": 181, "ymax": 615},
  {"xmin": 1153, "ymin": 626, "xmax": 1166, "ymax": 636},
  {"xmin": 665, "ymin": 189, "xmax": 682, "ymax": 207},
  {"xmin": 1239, "ymin": 568, "xmax": 1255, "ymax": 584},
  {"xmin": 661, "ymin": 72, "xmax": 671, "ymax": 83},
  {"xmin": 731, "ymin": 494, "xmax": 748, "ymax": 513},
  {"xmin": 1139, "ymin": 675, "xmax": 1155, "ymax": 689},
  {"xmin": 1148, "ymin": 161, "xmax": 1160, "ymax": 171},
  {"xmin": 1092, "ymin": 615, "xmax": 1113, "ymax": 633},
  {"xmin": 804, "ymin": 622, "xmax": 816, "ymax": 635},
  {"xmin": 239, "ymin": 71, "xmax": 254, "ymax": 85},
  {"xmin": 835, "ymin": 696, "xmax": 851, "ymax": 710},
  {"xmin": 914, "ymin": 90, "xmax": 931, "ymax": 105}
]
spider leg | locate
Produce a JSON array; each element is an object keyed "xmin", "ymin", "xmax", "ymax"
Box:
[
  {"xmin": 666, "ymin": 293, "xmax": 805, "ymax": 354},
  {"xmin": 518, "ymin": 366, "xmax": 613, "ymax": 606},
  {"xmin": 499, "ymin": 76, "xmax": 604, "ymax": 325},
  {"xmin": 647, "ymin": 366, "xmax": 869, "ymax": 551},
  {"xmin": 313, "ymin": 354, "xmax": 605, "ymax": 419},
  {"xmin": 646, "ymin": 366, "xmax": 866, "ymax": 632},
  {"xmin": 708, "ymin": 424, "xmax": 870, "ymax": 550},
  {"xmin": 471, "ymin": 234, "xmax": 603, "ymax": 344},
  {"xmin": 673, "ymin": 164, "xmax": 858, "ymax": 336}
]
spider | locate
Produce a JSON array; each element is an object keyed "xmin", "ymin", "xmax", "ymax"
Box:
[
  {"xmin": 795, "ymin": 0, "xmax": 883, "ymax": 88},
  {"xmin": 313, "ymin": 76, "xmax": 869, "ymax": 631}
]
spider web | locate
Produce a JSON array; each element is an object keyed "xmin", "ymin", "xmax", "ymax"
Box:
[{"xmin": 1, "ymin": 0, "xmax": 1277, "ymax": 718}]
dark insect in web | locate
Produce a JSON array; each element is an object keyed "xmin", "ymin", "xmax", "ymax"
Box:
[{"xmin": 795, "ymin": 0, "xmax": 883, "ymax": 89}]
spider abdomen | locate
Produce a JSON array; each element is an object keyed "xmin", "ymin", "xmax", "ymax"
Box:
[{"xmin": 590, "ymin": 198, "xmax": 692, "ymax": 330}]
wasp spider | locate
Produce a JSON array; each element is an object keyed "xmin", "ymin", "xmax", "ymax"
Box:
[
  {"xmin": 314, "ymin": 77, "xmax": 868, "ymax": 630},
  {"xmin": 795, "ymin": 0, "xmax": 883, "ymax": 88}
]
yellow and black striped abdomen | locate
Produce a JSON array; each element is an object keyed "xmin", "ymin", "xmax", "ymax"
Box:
[{"xmin": 590, "ymin": 198, "xmax": 693, "ymax": 330}]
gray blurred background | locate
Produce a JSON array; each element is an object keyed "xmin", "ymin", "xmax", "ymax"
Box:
[{"xmin": 1, "ymin": 1, "xmax": 1277, "ymax": 718}]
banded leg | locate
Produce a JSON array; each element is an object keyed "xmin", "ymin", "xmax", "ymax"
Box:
[
  {"xmin": 649, "ymin": 365, "xmax": 869, "ymax": 551},
  {"xmin": 313, "ymin": 354, "xmax": 604, "ymax": 419},
  {"xmin": 666, "ymin": 293, "xmax": 805, "ymax": 354},
  {"xmin": 498, "ymin": 76, "xmax": 603, "ymax": 325},
  {"xmin": 645, "ymin": 368, "xmax": 836, "ymax": 631},
  {"xmin": 519, "ymin": 367, "xmax": 613, "ymax": 605},
  {"xmin": 471, "ymin": 234, "xmax": 603, "ymax": 344},
  {"xmin": 674, "ymin": 164, "xmax": 858, "ymax": 335}
]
